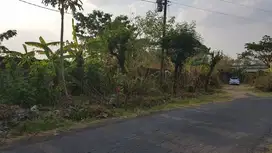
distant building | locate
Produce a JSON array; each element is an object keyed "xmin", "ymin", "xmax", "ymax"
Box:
[{"xmin": 231, "ymin": 64, "xmax": 268, "ymax": 73}]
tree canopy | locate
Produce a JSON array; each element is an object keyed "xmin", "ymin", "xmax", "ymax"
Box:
[
  {"xmin": 0, "ymin": 6, "xmax": 233, "ymax": 138},
  {"xmin": 241, "ymin": 35, "xmax": 272, "ymax": 68},
  {"xmin": 42, "ymin": 0, "xmax": 83, "ymax": 11},
  {"xmin": 0, "ymin": 30, "xmax": 17, "ymax": 52},
  {"xmin": 74, "ymin": 10, "xmax": 112, "ymax": 39}
]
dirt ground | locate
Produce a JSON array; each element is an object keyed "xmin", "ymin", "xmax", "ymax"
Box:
[{"xmin": 222, "ymin": 84, "xmax": 257, "ymax": 99}]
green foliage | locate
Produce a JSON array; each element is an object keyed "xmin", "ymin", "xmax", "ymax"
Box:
[
  {"xmin": 26, "ymin": 37, "xmax": 62, "ymax": 85},
  {"xmin": 103, "ymin": 17, "xmax": 136, "ymax": 73},
  {"xmin": 13, "ymin": 115, "xmax": 72, "ymax": 134},
  {"xmin": 0, "ymin": 30, "xmax": 17, "ymax": 42},
  {"xmin": 62, "ymin": 103, "xmax": 113, "ymax": 121},
  {"xmin": 0, "ymin": 30, "xmax": 17, "ymax": 52},
  {"xmin": 4, "ymin": 44, "xmax": 35, "ymax": 66},
  {"xmin": 164, "ymin": 21, "xmax": 204, "ymax": 94},
  {"xmin": 204, "ymin": 51, "xmax": 223, "ymax": 91},
  {"xmin": 42, "ymin": 0, "xmax": 83, "ymax": 12},
  {"xmin": 25, "ymin": 36, "xmax": 60, "ymax": 61},
  {"xmin": 0, "ymin": 7, "xmax": 233, "ymax": 138},
  {"xmin": 254, "ymin": 74, "xmax": 272, "ymax": 92},
  {"xmin": 0, "ymin": 60, "xmax": 60, "ymax": 107},
  {"xmin": 241, "ymin": 35, "xmax": 272, "ymax": 68},
  {"xmin": 42, "ymin": 0, "xmax": 84, "ymax": 97},
  {"xmin": 166, "ymin": 22, "xmax": 203, "ymax": 66},
  {"xmin": 135, "ymin": 11, "xmax": 175, "ymax": 45},
  {"xmin": 74, "ymin": 10, "xmax": 112, "ymax": 38}
]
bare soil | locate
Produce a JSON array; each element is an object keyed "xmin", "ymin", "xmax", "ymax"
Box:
[{"xmin": 222, "ymin": 84, "xmax": 255, "ymax": 99}]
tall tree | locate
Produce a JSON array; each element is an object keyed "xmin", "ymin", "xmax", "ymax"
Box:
[
  {"xmin": 241, "ymin": 35, "xmax": 272, "ymax": 68},
  {"xmin": 0, "ymin": 30, "xmax": 17, "ymax": 53},
  {"xmin": 204, "ymin": 50, "xmax": 223, "ymax": 92},
  {"xmin": 103, "ymin": 15, "xmax": 137, "ymax": 74},
  {"xmin": 41, "ymin": 0, "xmax": 83, "ymax": 97},
  {"xmin": 134, "ymin": 11, "xmax": 177, "ymax": 71},
  {"xmin": 165, "ymin": 22, "xmax": 203, "ymax": 94},
  {"xmin": 134, "ymin": 11, "xmax": 175, "ymax": 46},
  {"xmin": 73, "ymin": 10, "xmax": 112, "ymax": 39},
  {"xmin": 76, "ymin": 11, "xmax": 137, "ymax": 74}
]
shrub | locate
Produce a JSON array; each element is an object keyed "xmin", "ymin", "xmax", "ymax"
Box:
[
  {"xmin": 61, "ymin": 103, "xmax": 113, "ymax": 121},
  {"xmin": 0, "ymin": 61, "xmax": 61, "ymax": 107},
  {"xmin": 0, "ymin": 104, "xmax": 34, "ymax": 136},
  {"xmin": 209, "ymin": 74, "xmax": 222, "ymax": 89},
  {"xmin": 254, "ymin": 74, "xmax": 272, "ymax": 92},
  {"xmin": 123, "ymin": 95, "xmax": 170, "ymax": 109},
  {"xmin": 244, "ymin": 73, "xmax": 256, "ymax": 85}
]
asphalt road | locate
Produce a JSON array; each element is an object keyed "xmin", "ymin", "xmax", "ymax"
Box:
[{"xmin": 2, "ymin": 96, "xmax": 272, "ymax": 153}]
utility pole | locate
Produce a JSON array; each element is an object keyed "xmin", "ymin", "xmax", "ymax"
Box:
[{"xmin": 157, "ymin": 0, "xmax": 168, "ymax": 84}]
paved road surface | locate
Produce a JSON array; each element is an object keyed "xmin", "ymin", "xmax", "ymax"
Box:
[{"xmin": 2, "ymin": 96, "xmax": 272, "ymax": 153}]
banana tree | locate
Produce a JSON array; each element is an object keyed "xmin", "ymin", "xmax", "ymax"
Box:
[
  {"xmin": 0, "ymin": 30, "xmax": 17, "ymax": 53},
  {"xmin": 42, "ymin": 0, "xmax": 83, "ymax": 98},
  {"xmin": 25, "ymin": 36, "xmax": 72, "ymax": 87},
  {"xmin": 64, "ymin": 19, "xmax": 85, "ymax": 94},
  {"xmin": 65, "ymin": 19, "xmax": 84, "ymax": 68},
  {"xmin": 4, "ymin": 44, "xmax": 35, "ymax": 66}
]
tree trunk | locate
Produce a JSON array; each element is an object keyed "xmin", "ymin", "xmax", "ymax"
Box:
[
  {"xmin": 60, "ymin": 6, "xmax": 69, "ymax": 97},
  {"xmin": 173, "ymin": 63, "xmax": 180, "ymax": 95},
  {"xmin": 117, "ymin": 56, "xmax": 126, "ymax": 74},
  {"xmin": 73, "ymin": 55, "xmax": 84, "ymax": 94},
  {"xmin": 204, "ymin": 65, "xmax": 215, "ymax": 92}
]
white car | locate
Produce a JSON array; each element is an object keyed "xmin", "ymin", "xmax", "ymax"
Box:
[{"xmin": 229, "ymin": 77, "xmax": 240, "ymax": 85}]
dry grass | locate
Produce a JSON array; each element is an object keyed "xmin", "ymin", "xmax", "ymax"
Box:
[
  {"xmin": 222, "ymin": 84, "xmax": 272, "ymax": 98},
  {"xmin": 1, "ymin": 91, "xmax": 232, "ymax": 146},
  {"xmin": 268, "ymin": 145, "xmax": 272, "ymax": 153}
]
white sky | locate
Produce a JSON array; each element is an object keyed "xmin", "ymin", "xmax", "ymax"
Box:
[{"xmin": 1, "ymin": 0, "xmax": 272, "ymax": 58}]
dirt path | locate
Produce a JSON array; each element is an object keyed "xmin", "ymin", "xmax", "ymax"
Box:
[{"xmin": 222, "ymin": 85, "xmax": 256, "ymax": 99}]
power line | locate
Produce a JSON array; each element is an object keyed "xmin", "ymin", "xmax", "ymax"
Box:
[
  {"xmin": 19, "ymin": 0, "xmax": 272, "ymax": 24},
  {"xmin": 140, "ymin": 0, "xmax": 271, "ymax": 24},
  {"xmin": 18, "ymin": 0, "xmax": 71, "ymax": 14},
  {"xmin": 170, "ymin": 1, "xmax": 272, "ymax": 24},
  {"xmin": 216, "ymin": 0, "xmax": 272, "ymax": 14},
  {"xmin": 140, "ymin": 0, "xmax": 156, "ymax": 4}
]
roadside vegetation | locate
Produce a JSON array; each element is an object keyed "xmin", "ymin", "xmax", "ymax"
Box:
[
  {"xmin": 0, "ymin": 0, "xmax": 271, "ymax": 143},
  {"xmin": 237, "ymin": 35, "xmax": 272, "ymax": 94}
]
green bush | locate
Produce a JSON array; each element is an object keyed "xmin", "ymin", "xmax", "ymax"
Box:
[
  {"xmin": 62, "ymin": 103, "xmax": 113, "ymax": 121},
  {"xmin": 0, "ymin": 61, "xmax": 60, "ymax": 107},
  {"xmin": 244, "ymin": 73, "xmax": 256, "ymax": 85},
  {"xmin": 12, "ymin": 116, "xmax": 72, "ymax": 135},
  {"xmin": 254, "ymin": 74, "xmax": 272, "ymax": 92},
  {"xmin": 82, "ymin": 63, "xmax": 116, "ymax": 96},
  {"xmin": 209, "ymin": 74, "xmax": 222, "ymax": 89}
]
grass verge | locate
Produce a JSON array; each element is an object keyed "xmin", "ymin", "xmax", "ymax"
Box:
[
  {"xmin": 242, "ymin": 85, "xmax": 272, "ymax": 97},
  {"xmin": 5, "ymin": 91, "xmax": 232, "ymax": 144},
  {"xmin": 267, "ymin": 145, "xmax": 272, "ymax": 153}
]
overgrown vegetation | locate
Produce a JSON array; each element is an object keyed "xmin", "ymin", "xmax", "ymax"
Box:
[
  {"xmin": 0, "ymin": 1, "xmax": 237, "ymax": 140},
  {"xmin": 238, "ymin": 35, "xmax": 272, "ymax": 92}
]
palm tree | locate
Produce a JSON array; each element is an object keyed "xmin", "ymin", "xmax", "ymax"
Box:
[{"xmin": 41, "ymin": 0, "xmax": 83, "ymax": 97}]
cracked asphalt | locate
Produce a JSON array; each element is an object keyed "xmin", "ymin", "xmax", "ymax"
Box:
[{"xmin": 1, "ymin": 96, "xmax": 272, "ymax": 153}]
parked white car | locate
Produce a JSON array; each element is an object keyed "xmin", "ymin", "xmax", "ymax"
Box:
[{"xmin": 229, "ymin": 77, "xmax": 240, "ymax": 85}]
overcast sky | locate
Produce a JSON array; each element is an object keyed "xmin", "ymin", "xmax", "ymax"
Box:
[{"xmin": 1, "ymin": 0, "xmax": 272, "ymax": 58}]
